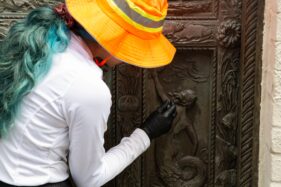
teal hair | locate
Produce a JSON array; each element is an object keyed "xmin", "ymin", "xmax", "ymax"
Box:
[{"xmin": 0, "ymin": 6, "xmax": 71, "ymax": 137}]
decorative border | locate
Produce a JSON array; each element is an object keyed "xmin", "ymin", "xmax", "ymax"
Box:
[
  {"xmin": 209, "ymin": 48, "xmax": 217, "ymax": 186},
  {"xmin": 237, "ymin": 0, "xmax": 264, "ymax": 186}
]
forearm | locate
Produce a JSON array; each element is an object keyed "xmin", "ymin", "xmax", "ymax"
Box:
[
  {"xmin": 100, "ymin": 128, "xmax": 150, "ymax": 185},
  {"xmin": 71, "ymin": 128, "xmax": 150, "ymax": 187}
]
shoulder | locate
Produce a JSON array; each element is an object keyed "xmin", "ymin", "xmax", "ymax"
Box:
[
  {"xmin": 62, "ymin": 74, "xmax": 112, "ymax": 110},
  {"xmin": 60, "ymin": 76, "xmax": 112, "ymax": 130},
  {"xmin": 53, "ymin": 50, "xmax": 103, "ymax": 80},
  {"xmin": 60, "ymin": 75, "xmax": 112, "ymax": 127}
]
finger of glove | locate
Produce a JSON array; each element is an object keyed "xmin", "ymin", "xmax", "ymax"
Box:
[
  {"xmin": 157, "ymin": 100, "xmax": 170, "ymax": 113},
  {"xmin": 163, "ymin": 104, "xmax": 176, "ymax": 118}
]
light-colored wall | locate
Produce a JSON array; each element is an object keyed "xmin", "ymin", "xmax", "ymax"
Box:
[{"xmin": 259, "ymin": 0, "xmax": 281, "ymax": 186}]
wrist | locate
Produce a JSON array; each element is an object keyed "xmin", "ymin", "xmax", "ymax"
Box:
[{"xmin": 140, "ymin": 126, "xmax": 152, "ymax": 140}]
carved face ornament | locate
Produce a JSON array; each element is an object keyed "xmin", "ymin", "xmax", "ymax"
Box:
[{"xmin": 169, "ymin": 89, "xmax": 196, "ymax": 107}]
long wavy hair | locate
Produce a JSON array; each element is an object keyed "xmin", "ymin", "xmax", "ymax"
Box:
[{"xmin": 0, "ymin": 6, "xmax": 71, "ymax": 137}]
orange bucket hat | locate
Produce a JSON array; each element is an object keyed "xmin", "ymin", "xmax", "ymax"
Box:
[{"xmin": 65, "ymin": 0, "xmax": 176, "ymax": 68}]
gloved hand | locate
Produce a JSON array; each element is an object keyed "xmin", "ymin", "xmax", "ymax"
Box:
[{"xmin": 140, "ymin": 100, "xmax": 177, "ymax": 140}]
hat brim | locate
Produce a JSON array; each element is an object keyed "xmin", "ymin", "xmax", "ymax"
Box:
[{"xmin": 66, "ymin": 0, "xmax": 176, "ymax": 68}]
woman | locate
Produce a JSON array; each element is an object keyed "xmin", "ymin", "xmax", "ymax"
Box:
[{"xmin": 0, "ymin": 0, "xmax": 177, "ymax": 186}]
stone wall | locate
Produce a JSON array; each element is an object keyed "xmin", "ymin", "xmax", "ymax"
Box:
[{"xmin": 259, "ymin": 0, "xmax": 281, "ymax": 186}]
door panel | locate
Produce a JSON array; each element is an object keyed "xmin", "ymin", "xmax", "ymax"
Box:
[
  {"xmin": 0, "ymin": 0, "xmax": 263, "ymax": 186},
  {"xmin": 142, "ymin": 49, "xmax": 215, "ymax": 187}
]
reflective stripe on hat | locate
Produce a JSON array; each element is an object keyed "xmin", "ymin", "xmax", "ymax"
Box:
[
  {"xmin": 106, "ymin": 0, "xmax": 165, "ymax": 33},
  {"xmin": 125, "ymin": 0, "xmax": 166, "ymax": 21}
]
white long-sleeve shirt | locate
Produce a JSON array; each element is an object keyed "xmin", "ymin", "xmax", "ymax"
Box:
[{"xmin": 0, "ymin": 32, "xmax": 150, "ymax": 187}]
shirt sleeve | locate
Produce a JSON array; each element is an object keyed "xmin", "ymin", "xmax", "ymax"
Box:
[{"xmin": 61, "ymin": 76, "xmax": 150, "ymax": 187}]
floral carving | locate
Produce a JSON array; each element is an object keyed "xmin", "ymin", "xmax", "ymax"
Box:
[{"xmin": 217, "ymin": 19, "xmax": 241, "ymax": 48}]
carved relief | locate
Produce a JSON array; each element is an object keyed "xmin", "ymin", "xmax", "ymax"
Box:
[
  {"xmin": 151, "ymin": 72, "xmax": 206, "ymax": 187},
  {"xmin": 214, "ymin": 25, "xmax": 240, "ymax": 187},
  {"xmin": 0, "ymin": 0, "xmax": 62, "ymax": 39},
  {"xmin": 215, "ymin": 169, "xmax": 236, "ymax": 187},
  {"xmin": 0, "ymin": 0, "xmax": 37, "ymax": 13},
  {"xmin": 221, "ymin": 0, "xmax": 242, "ymax": 17},
  {"xmin": 0, "ymin": 19, "xmax": 13, "ymax": 39},
  {"xmin": 117, "ymin": 65, "xmax": 141, "ymax": 115},
  {"xmin": 167, "ymin": 0, "xmax": 218, "ymax": 18},
  {"xmin": 0, "ymin": 0, "xmax": 61, "ymax": 14},
  {"xmin": 217, "ymin": 20, "xmax": 241, "ymax": 48},
  {"xmin": 152, "ymin": 70, "xmax": 199, "ymax": 155},
  {"xmin": 211, "ymin": 1, "xmax": 242, "ymax": 186},
  {"xmin": 116, "ymin": 64, "xmax": 142, "ymax": 186},
  {"xmin": 142, "ymin": 49, "xmax": 215, "ymax": 187},
  {"xmin": 163, "ymin": 21, "xmax": 215, "ymax": 45},
  {"xmin": 168, "ymin": 1, "xmax": 212, "ymax": 15}
]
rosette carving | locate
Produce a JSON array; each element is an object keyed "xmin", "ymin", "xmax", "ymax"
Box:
[{"xmin": 217, "ymin": 19, "xmax": 241, "ymax": 48}]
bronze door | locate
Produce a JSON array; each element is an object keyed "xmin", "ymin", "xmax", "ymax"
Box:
[{"xmin": 0, "ymin": 0, "xmax": 263, "ymax": 187}]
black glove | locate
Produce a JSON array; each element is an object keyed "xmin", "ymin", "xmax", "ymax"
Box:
[{"xmin": 140, "ymin": 100, "xmax": 177, "ymax": 140}]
